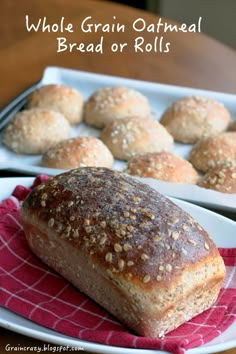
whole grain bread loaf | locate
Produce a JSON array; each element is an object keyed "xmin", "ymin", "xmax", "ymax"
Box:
[{"xmin": 20, "ymin": 167, "xmax": 225, "ymax": 337}]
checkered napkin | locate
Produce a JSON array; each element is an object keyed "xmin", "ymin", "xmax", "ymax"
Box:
[{"xmin": 0, "ymin": 176, "xmax": 236, "ymax": 354}]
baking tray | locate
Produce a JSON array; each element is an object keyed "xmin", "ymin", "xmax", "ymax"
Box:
[{"xmin": 0, "ymin": 66, "xmax": 235, "ymax": 211}]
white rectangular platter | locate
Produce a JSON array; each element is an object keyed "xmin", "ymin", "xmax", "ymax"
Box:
[{"xmin": 0, "ymin": 66, "xmax": 235, "ymax": 211}]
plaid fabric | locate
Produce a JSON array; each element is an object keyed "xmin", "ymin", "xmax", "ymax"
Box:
[{"xmin": 0, "ymin": 176, "xmax": 235, "ymax": 354}]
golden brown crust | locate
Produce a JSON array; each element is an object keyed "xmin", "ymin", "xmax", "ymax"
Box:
[
  {"xmin": 160, "ymin": 96, "xmax": 230, "ymax": 143},
  {"xmin": 2, "ymin": 108, "xmax": 70, "ymax": 154},
  {"xmin": 101, "ymin": 116, "xmax": 173, "ymax": 160},
  {"xmin": 20, "ymin": 168, "xmax": 225, "ymax": 337},
  {"xmin": 21, "ymin": 167, "xmax": 222, "ymax": 286},
  {"xmin": 27, "ymin": 84, "xmax": 84, "ymax": 124},
  {"xmin": 126, "ymin": 151, "xmax": 199, "ymax": 184},
  {"xmin": 83, "ymin": 86, "xmax": 151, "ymax": 128},
  {"xmin": 41, "ymin": 136, "xmax": 114, "ymax": 169},
  {"xmin": 198, "ymin": 163, "xmax": 236, "ymax": 193},
  {"xmin": 189, "ymin": 132, "xmax": 236, "ymax": 172}
]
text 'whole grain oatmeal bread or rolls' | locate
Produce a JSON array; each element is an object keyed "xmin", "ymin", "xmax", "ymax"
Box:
[
  {"xmin": 101, "ymin": 116, "xmax": 173, "ymax": 160},
  {"xmin": 41, "ymin": 136, "xmax": 114, "ymax": 170},
  {"xmin": 83, "ymin": 86, "xmax": 151, "ymax": 128},
  {"xmin": 160, "ymin": 96, "xmax": 230, "ymax": 143},
  {"xmin": 189, "ymin": 132, "xmax": 236, "ymax": 173},
  {"xmin": 20, "ymin": 167, "xmax": 225, "ymax": 338},
  {"xmin": 126, "ymin": 151, "xmax": 199, "ymax": 184},
  {"xmin": 2, "ymin": 108, "xmax": 70, "ymax": 154},
  {"xmin": 26, "ymin": 84, "xmax": 84, "ymax": 125}
]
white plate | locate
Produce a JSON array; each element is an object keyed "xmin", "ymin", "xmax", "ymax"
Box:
[
  {"xmin": 0, "ymin": 177, "xmax": 236, "ymax": 354},
  {"xmin": 0, "ymin": 67, "xmax": 235, "ymax": 208}
]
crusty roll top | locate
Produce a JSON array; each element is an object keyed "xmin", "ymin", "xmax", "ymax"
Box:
[{"xmin": 21, "ymin": 168, "xmax": 220, "ymax": 288}]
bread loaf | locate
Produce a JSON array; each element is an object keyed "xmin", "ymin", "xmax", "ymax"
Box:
[{"xmin": 20, "ymin": 167, "xmax": 225, "ymax": 338}]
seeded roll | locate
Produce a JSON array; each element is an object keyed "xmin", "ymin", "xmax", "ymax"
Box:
[
  {"xmin": 83, "ymin": 86, "xmax": 151, "ymax": 128},
  {"xmin": 160, "ymin": 96, "xmax": 230, "ymax": 143},
  {"xmin": 3, "ymin": 108, "xmax": 70, "ymax": 154},
  {"xmin": 27, "ymin": 84, "xmax": 84, "ymax": 124},
  {"xmin": 189, "ymin": 132, "xmax": 236, "ymax": 172},
  {"xmin": 126, "ymin": 151, "xmax": 199, "ymax": 184},
  {"xmin": 101, "ymin": 116, "xmax": 173, "ymax": 160},
  {"xmin": 198, "ymin": 163, "xmax": 236, "ymax": 194},
  {"xmin": 41, "ymin": 136, "xmax": 114, "ymax": 170},
  {"xmin": 20, "ymin": 168, "xmax": 225, "ymax": 338}
]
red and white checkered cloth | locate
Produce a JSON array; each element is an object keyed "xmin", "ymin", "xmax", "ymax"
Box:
[{"xmin": 0, "ymin": 175, "xmax": 236, "ymax": 354}]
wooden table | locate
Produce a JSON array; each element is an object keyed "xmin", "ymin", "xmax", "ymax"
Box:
[{"xmin": 0, "ymin": 0, "xmax": 236, "ymax": 353}]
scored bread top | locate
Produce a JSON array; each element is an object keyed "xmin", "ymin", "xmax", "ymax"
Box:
[{"xmin": 21, "ymin": 167, "xmax": 219, "ymax": 288}]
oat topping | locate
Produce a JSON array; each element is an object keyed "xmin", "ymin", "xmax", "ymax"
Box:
[
  {"xmin": 105, "ymin": 252, "xmax": 113, "ymax": 263},
  {"xmin": 143, "ymin": 274, "xmax": 151, "ymax": 283},
  {"xmin": 23, "ymin": 167, "xmax": 213, "ymax": 286},
  {"xmin": 40, "ymin": 200, "xmax": 46, "ymax": 207},
  {"xmin": 114, "ymin": 243, "xmax": 123, "ymax": 252},
  {"xmin": 166, "ymin": 264, "xmax": 172, "ymax": 272},
  {"xmin": 100, "ymin": 221, "xmax": 107, "ymax": 228},
  {"xmin": 171, "ymin": 231, "xmax": 179, "ymax": 240},
  {"xmin": 118, "ymin": 259, "xmax": 125, "ymax": 271},
  {"xmin": 123, "ymin": 243, "xmax": 132, "ymax": 252},
  {"xmin": 127, "ymin": 261, "xmax": 134, "ymax": 267},
  {"xmin": 141, "ymin": 253, "xmax": 149, "ymax": 261},
  {"xmin": 48, "ymin": 218, "xmax": 54, "ymax": 228}
]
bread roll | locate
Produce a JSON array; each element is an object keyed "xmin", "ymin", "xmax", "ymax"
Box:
[
  {"xmin": 20, "ymin": 167, "xmax": 225, "ymax": 338},
  {"xmin": 83, "ymin": 86, "xmax": 151, "ymax": 128},
  {"xmin": 126, "ymin": 151, "xmax": 199, "ymax": 184},
  {"xmin": 3, "ymin": 108, "xmax": 70, "ymax": 154},
  {"xmin": 27, "ymin": 84, "xmax": 83, "ymax": 124},
  {"xmin": 41, "ymin": 136, "xmax": 114, "ymax": 169},
  {"xmin": 160, "ymin": 96, "xmax": 230, "ymax": 143},
  {"xmin": 189, "ymin": 132, "xmax": 236, "ymax": 172},
  {"xmin": 101, "ymin": 116, "xmax": 173, "ymax": 160},
  {"xmin": 198, "ymin": 163, "xmax": 236, "ymax": 194}
]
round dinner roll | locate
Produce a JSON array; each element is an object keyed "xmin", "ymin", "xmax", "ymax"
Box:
[
  {"xmin": 83, "ymin": 86, "xmax": 151, "ymax": 128},
  {"xmin": 189, "ymin": 132, "xmax": 236, "ymax": 172},
  {"xmin": 198, "ymin": 163, "xmax": 236, "ymax": 194},
  {"xmin": 27, "ymin": 84, "xmax": 83, "ymax": 124},
  {"xmin": 228, "ymin": 120, "xmax": 236, "ymax": 131},
  {"xmin": 160, "ymin": 96, "xmax": 230, "ymax": 143},
  {"xmin": 126, "ymin": 151, "xmax": 199, "ymax": 184},
  {"xmin": 101, "ymin": 116, "xmax": 174, "ymax": 161},
  {"xmin": 41, "ymin": 136, "xmax": 114, "ymax": 169},
  {"xmin": 3, "ymin": 108, "xmax": 70, "ymax": 154}
]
